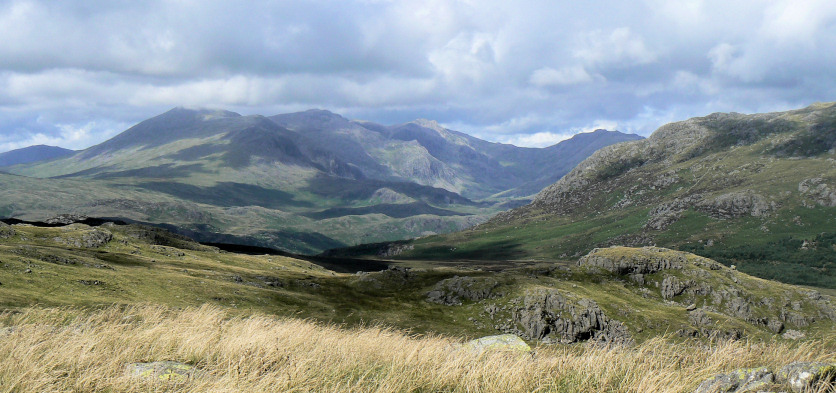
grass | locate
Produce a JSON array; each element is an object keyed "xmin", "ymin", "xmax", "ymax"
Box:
[{"xmin": 0, "ymin": 304, "xmax": 833, "ymax": 393}]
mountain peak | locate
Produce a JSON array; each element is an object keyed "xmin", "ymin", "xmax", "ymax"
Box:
[
  {"xmin": 164, "ymin": 107, "xmax": 241, "ymax": 120},
  {"xmin": 409, "ymin": 119, "xmax": 446, "ymax": 133},
  {"xmin": 0, "ymin": 145, "xmax": 75, "ymax": 166}
]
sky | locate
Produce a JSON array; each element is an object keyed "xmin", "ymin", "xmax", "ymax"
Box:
[{"xmin": 1, "ymin": 0, "xmax": 836, "ymax": 152}]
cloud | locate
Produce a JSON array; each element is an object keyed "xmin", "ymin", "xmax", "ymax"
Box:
[
  {"xmin": 497, "ymin": 131, "xmax": 575, "ymax": 148},
  {"xmin": 573, "ymin": 28, "xmax": 657, "ymax": 67},
  {"xmin": 530, "ymin": 66, "xmax": 597, "ymax": 87},
  {"xmin": 1, "ymin": 0, "xmax": 836, "ymax": 153}
]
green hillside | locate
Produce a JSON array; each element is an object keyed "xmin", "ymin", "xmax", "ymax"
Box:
[
  {"xmin": 1, "ymin": 221, "xmax": 833, "ymax": 344},
  {"xmin": 347, "ymin": 102, "xmax": 836, "ymax": 289},
  {"xmin": 1, "ymin": 108, "xmax": 640, "ymax": 254}
]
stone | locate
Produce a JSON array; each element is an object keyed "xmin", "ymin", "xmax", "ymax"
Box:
[
  {"xmin": 777, "ymin": 362, "xmax": 836, "ymax": 393},
  {"xmin": 463, "ymin": 334, "xmax": 531, "ymax": 353},
  {"xmin": 781, "ymin": 330, "xmax": 805, "ymax": 340},
  {"xmin": 767, "ymin": 318, "xmax": 784, "ymax": 334},
  {"xmin": 689, "ymin": 309, "xmax": 712, "ymax": 326},
  {"xmin": 126, "ymin": 361, "xmax": 199, "ymax": 382},
  {"xmin": 693, "ymin": 367, "xmax": 774, "ymax": 393}
]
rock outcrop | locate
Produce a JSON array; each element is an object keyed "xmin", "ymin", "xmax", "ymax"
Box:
[
  {"xmin": 778, "ymin": 362, "xmax": 836, "ymax": 393},
  {"xmin": 693, "ymin": 367, "xmax": 774, "ymax": 393},
  {"xmin": 54, "ymin": 227, "xmax": 113, "ymax": 248},
  {"xmin": 696, "ymin": 191, "xmax": 772, "ymax": 219},
  {"xmin": 427, "ymin": 276, "xmax": 499, "ymax": 306},
  {"xmin": 578, "ymin": 246, "xmax": 707, "ymax": 274},
  {"xmin": 0, "ymin": 222, "xmax": 14, "ymax": 239},
  {"xmin": 45, "ymin": 214, "xmax": 90, "ymax": 225},
  {"xmin": 499, "ymin": 289, "xmax": 632, "ymax": 345},
  {"xmin": 799, "ymin": 178, "xmax": 836, "ymax": 207},
  {"xmin": 694, "ymin": 362, "xmax": 836, "ymax": 393},
  {"xmin": 577, "ymin": 247, "xmax": 836, "ymax": 336}
]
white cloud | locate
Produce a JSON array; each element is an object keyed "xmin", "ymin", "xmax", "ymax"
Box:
[
  {"xmin": 0, "ymin": 120, "xmax": 126, "ymax": 152},
  {"xmin": 498, "ymin": 131, "xmax": 575, "ymax": 148},
  {"xmin": 1, "ymin": 0, "xmax": 836, "ymax": 152},
  {"xmin": 573, "ymin": 27, "xmax": 657, "ymax": 67},
  {"xmin": 529, "ymin": 66, "xmax": 597, "ymax": 87}
]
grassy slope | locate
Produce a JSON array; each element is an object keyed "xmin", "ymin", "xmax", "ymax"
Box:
[
  {"xmin": 0, "ymin": 305, "xmax": 833, "ymax": 392},
  {"xmin": 0, "ymin": 224, "xmax": 834, "ymax": 392},
  {"xmin": 388, "ymin": 103, "xmax": 836, "ymax": 289},
  {"xmin": 1, "ymin": 223, "xmax": 834, "ymax": 343}
]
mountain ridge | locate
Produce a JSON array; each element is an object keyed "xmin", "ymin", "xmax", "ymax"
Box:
[
  {"xmin": 341, "ymin": 102, "xmax": 836, "ymax": 289},
  {"xmin": 1, "ymin": 107, "xmax": 641, "ymax": 253}
]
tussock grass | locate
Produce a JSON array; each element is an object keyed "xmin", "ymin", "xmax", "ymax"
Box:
[{"xmin": 0, "ymin": 305, "xmax": 833, "ymax": 392}]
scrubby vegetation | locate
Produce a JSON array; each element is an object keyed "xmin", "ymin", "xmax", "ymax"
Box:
[{"xmin": 681, "ymin": 232, "xmax": 836, "ymax": 289}]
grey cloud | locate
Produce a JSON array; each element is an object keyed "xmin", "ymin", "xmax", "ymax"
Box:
[{"xmin": 1, "ymin": 0, "xmax": 836, "ymax": 152}]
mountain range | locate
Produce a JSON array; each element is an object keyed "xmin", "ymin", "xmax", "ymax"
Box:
[
  {"xmin": 0, "ymin": 107, "xmax": 640, "ymax": 253},
  {"xmin": 338, "ymin": 102, "xmax": 836, "ymax": 289}
]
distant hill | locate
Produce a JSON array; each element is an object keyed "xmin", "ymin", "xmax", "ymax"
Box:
[
  {"xmin": 3, "ymin": 107, "xmax": 641, "ymax": 253},
  {"xmin": 0, "ymin": 145, "xmax": 74, "ymax": 167},
  {"xmin": 350, "ymin": 102, "xmax": 836, "ymax": 289}
]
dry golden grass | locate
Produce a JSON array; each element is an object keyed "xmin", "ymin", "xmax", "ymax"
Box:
[{"xmin": 0, "ymin": 305, "xmax": 833, "ymax": 393}]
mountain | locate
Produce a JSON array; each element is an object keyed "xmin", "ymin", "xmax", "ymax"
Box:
[
  {"xmin": 2, "ymin": 107, "xmax": 641, "ymax": 253},
  {"xmin": 0, "ymin": 145, "xmax": 74, "ymax": 167},
  {"xmin": 348, "ymin": 102, "xmax": 836, "ymax": 289}
]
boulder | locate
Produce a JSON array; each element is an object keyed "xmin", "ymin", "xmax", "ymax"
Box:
[
  {"xmin": 781, "ymin": 330, "xmax": 805, "ymax": 340},
  {"xmin": 778, "ymin": 362, "xmax": 836, "ymax": 393},
  {"xmin": 463, "ymin": 334, "xmax": 531, "ymax": 353},
  {"xmin": 693, "ymin": 367, "xmax": 774, "ymax": 393},
  {"xmin": 126, "ymin": 361, "xmax": 199, "ymax": 382}
]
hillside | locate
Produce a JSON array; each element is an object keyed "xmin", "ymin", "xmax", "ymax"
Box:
[
  {"xmin": 1, "ymin": 108, "xmax": 640, "ymax": 254},
  {"xmin": 2, "ymin": 219, "xmax": 834, "ymax": 391},
  {"xmin": 1, "ymin": 220, "xmax": 833, "ymax": 344},
  {"xmin": 353, "ymin": 102, "xmax": 836, "ymax": 289},
  {"xmin": 0, "ymin": 145, "xmax": 74, "ymax": 167}
]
